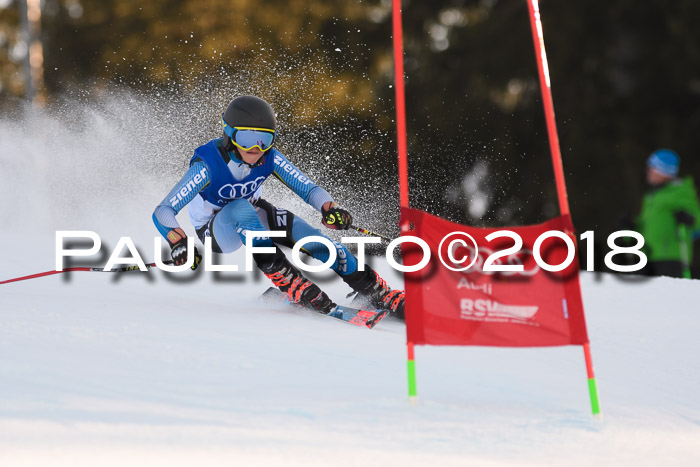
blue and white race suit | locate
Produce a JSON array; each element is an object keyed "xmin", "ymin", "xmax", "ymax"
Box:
[{"xmin": 153, "ymin": 138, "xmax": 357, "ymax": 275}]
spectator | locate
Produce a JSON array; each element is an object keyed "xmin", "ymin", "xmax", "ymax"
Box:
[{"xmin": 637, "ymin": 149, "xmax": 700, "ymax": 278}]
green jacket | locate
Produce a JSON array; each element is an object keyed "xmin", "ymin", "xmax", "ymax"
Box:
[{"xmin": 637, "ymin": 177, "xmax": 700, "ymax": 262}]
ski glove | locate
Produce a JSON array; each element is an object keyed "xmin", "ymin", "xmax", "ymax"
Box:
[
  {"xmin": 167, "ymin": 228, "xmax": 202, "ymax": 269},
  {"xmin": 674, "ymin": 210, "xmax": 695, "ymax": 227},
  {"xmin": 322, "ymin": 203, "xmax": 352, "ymax": 230}
]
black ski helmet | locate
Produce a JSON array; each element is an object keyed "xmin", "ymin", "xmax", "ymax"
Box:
[{"xmin": 222, "ymin": 95, "xmax": 276, "ymax": 132}]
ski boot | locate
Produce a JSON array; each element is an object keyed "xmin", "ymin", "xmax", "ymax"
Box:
[
  {"xmin": 256, "ymin": 250, "xmax": 335, "ymax": 313},
  {"xmin": 341, "ymin": 265, "xmax": 405, "ymax": 319}
]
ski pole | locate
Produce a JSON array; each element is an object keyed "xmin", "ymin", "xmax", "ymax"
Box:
[
  {"xmin": 0, "ymin": 260, "xmax": 174, "ymax": 286},
  {"xmin": 350, "ymin": 225, "xmax": 394, "ymax": 243},
  {"xmin": 679, "ymin": 224, "xmax": 692, "ymax": 279}
]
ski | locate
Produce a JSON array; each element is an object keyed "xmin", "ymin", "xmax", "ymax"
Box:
[{"xmin": 260, "ymin": 287, "xmax": 389, "ymax": 329}]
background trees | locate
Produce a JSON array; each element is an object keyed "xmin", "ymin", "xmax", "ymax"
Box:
[{"xmin": 2, "ymin": 0, "xmax": 699, "ymax": 269}]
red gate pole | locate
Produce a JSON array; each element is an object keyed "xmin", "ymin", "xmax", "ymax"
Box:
[
  {"xmin": 391, "ymin": 0, "xmax": 415, "ymax": 402},
  {"xmin": 526, "ymin": 0, "xmax": 569, "ymax": 216},
  {"xmin": 392, "ymin": 0, "xmax": 410, "ymax": 210},
  {"xmin": 526, "ymin": 0, "xmax": 601, "ymax": 417}
]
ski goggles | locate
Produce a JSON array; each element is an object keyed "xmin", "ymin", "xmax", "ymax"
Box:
[{"xmin": 222, "ymin": 119, "xmax": 276, "ymax": 152}]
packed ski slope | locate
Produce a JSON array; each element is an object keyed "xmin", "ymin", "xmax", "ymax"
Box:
[
  {"xmin": 2, "ymin": 232, "xmax": 700, "ymax": 466},
  {"xmin": 2, "ymin": 102, "xmax": 700, "ymax": 466}
]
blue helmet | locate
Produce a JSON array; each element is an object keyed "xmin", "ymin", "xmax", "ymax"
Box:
[{"xmin": 647, "ymin": 149, "xmax": 679, "ymax": 177}]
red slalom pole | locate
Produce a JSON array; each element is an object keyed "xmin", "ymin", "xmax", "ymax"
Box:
[
  {"xmin": 392, "ymin": 0, "xmax": 409, "ymax": 210},
  {"xmin": 392, "ymin": 0, "xmax": 416, "ymax": 403},
  {"xmin": 0, "ymin": 268, "xmax": 91, "ymax": 285},
  {"xmin": 583, "ymin": 342, "xmax": 601, "ymax": 417},
  {"xmin": 407, "ymin": 341, "xmax": 417, "ymax": 404},
  {"xmin": 0, "ymin": 262, "xmax": 171, "ymax": 285},
  {"xmin": 526, "ymin": 0, "xmax": 569, "ymax": 217},
  {"xmin": 526, "ymin": 0, "xmax": 600, "ymax": 417}
]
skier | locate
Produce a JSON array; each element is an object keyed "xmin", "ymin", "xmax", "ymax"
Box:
[{"xmin": 152, "ymin": 95, "xmax": 405, "ymax": 317}]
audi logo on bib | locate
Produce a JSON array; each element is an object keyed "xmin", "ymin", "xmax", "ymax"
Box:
[{"xmin": 218, "ymin": 176, "xmax": 266, "ymax": 200}]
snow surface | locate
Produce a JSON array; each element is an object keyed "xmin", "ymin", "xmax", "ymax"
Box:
[
  {"xmin": 3, "ymin": 230, "xmax": 700, "ymax": 466},
  {"xmin": 2, "ymin": 103, "xmax": 700, "ymax": 466}
]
